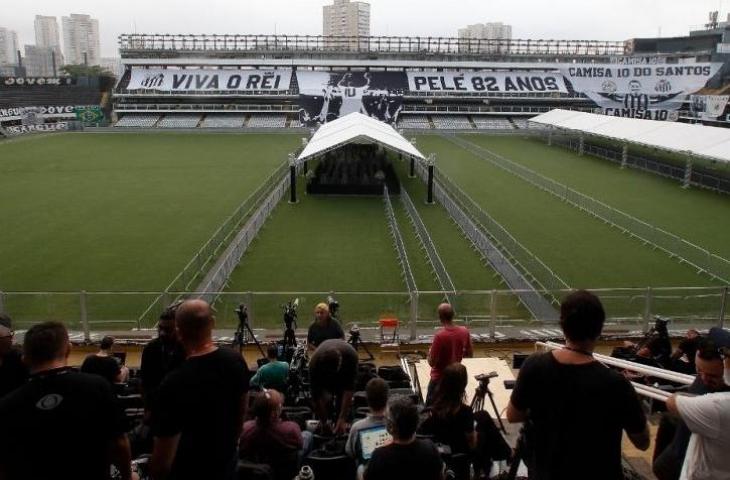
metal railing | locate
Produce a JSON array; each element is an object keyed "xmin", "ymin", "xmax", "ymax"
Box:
[
  {"xmin": 114, "ymin": 103, "xmax": 299, "ymax": 113},
  {"xmin": 0, "ymin": 286, "xmax": 726, "ymax": 340},
  {"xmin": 383, "ymin": 186, "xmax": 418, "ymax": 294},
  {"xmin": 119, "ymin": 34, "xmax": 626, "ymax": 57},
  {"xmin": 400, "ymin": 187, "xmax": 456, "ymax": 302},
  {"xmin": 137, "ymin": 162, "xmax": 290, "ymax": 326},
  {"xmin": 450, "ymin": 135, "xmax": 730, "ymax": 284}
]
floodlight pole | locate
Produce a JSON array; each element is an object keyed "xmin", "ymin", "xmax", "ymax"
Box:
[
  {"xmin": 288, "ymin": 154, "xmax": 297, "ymax": 204},
  {"xmin": 426, "ymin": 154, "xmax": 435, "ymax": 204}
]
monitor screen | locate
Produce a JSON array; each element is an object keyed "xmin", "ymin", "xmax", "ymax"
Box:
[{"xmin": 359, "ymin": 425, "xmax": 391, "ymax": 461}]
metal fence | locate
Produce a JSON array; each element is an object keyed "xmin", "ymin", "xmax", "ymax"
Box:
[
  {"xmin": 0, "ymin": 287, "xmax": 726, "ymax": 340},
  {"xmin": 383, "ymin": 186, "xmax": 418, "ymax": 294},
  {"xmin": 450, "ymin": 135, "xmax": 730, "ymax": 284},
  {"xmin": 137, "ymin": 162, "xmax": 290, "ymax": 325}
]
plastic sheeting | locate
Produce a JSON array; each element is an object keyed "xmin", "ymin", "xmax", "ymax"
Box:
[
  {"xmin": 530, "ymin": 109, "xmax": 730, "ymax": 163},
  {"xmin": 297, "ymin": 112, "xmax": 425, "ymax": 163}
]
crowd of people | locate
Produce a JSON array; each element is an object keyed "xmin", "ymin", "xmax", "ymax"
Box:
[{"xmin": 0, "ymin": 291, "xmax": 729, "ymax": 479}]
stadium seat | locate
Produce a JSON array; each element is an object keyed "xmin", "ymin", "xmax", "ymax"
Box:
[
  {"xmin": 200, "ymin": 114, "xmax": 247, "ymax": 128},
  {"xmin": 247, "ymin": 114, "xmax": 287, "ymax": 128},
  {"xmin": 431, "ymin": 115, "xmax": 473, "ymax": 130},
  {"xmin": 115, "ymin": 114, "xmax": 160, "ymax": 128},
  {"xmin": 397, "ymin": 114, "xmax": 431, "ymax": 129},
  {"xmin": 157, "ymin": 114, "xmax": 202, "ymax": 128},
  {"xmin": 472, "ymin": 117, "xmax": 514, "ymax": 130}
]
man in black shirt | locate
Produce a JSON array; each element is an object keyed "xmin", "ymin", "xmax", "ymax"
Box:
[
  {"xmin": 365, "ymin": 395, "xmax": 443, "ymax": 480},
  {"xmin": 81, "ymin": 336, "xmax": 124, "ymax": 385},
  {"xmin": 150, "ymin": 299, "xmax": 251, "ymax": 480},
  {"xmin": 309, "ymin": 339, "xmax": 358, "ymax": 434},
  {"xmin": 307, "ymin": 302, "xmax": 344, "ymax": 349},
  {"xmin": 0, "ymin": 321, "xmax": 131, "ymax": 480},
  {"xmin": 670, "ymin": 329, "xmax": 700, "ymax": 374},
  {"xmin": 140, "ymin": 305, "xmax": 185, "ymax": 410},
  {"xmin": 507, "ymin": 290, "xmax": 649, "ymax": 480},
  {"xmin": 0, "ymin": 314, "xmax": 28, "ymax": 398}
]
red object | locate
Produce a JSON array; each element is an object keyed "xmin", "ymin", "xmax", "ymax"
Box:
[{"xmin": 379, "ymin": 318, "xmax": 399, "ymax": 328}]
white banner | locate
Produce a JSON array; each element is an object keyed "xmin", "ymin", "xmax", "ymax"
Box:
[
  {"xmin": 6, "ymin": 122, "xmax": 68, "ymax": 135},
  {"xmin": 601, "ymin": 108, "xmax": 679, "ymax": 121},
  {"xmin": 690, "ymin": 95, "xmax": 730, "ymax": 120},
  {"xmin": 0, "ymin": 105, "xmax": 79, "ymax": 120},
  {"xmin": 127, "ymin": 68, "xmax": 292, "ymax": 92},
  {"xmin": 561, "ymin": 63, "xmax": 721, "ymax": 111},
  {"xmin": 406, "ymin": 72, "xmax": 568, "ymax": 93}
]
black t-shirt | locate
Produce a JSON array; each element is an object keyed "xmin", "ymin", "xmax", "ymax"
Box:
[
  {"xmin": 307, "ymin": 318, "xmax": 345, "ymax": 347},
  {"xmin": 510, "ymin": 352, "xmax": 646, "ymax": 480},
  {"xmin": 140, "ymin": 337, "xmax": 186, "ymax": 407},
  {"xmin": 153, "ymin": 347, "xmax": 250, "ymax": 480},
  {"xmin": 419, "ymin": 403, "xmax": 474, "ymax": 454},
  {"xmin": 80, "ymin": 354, "xmax": 121, "ymax": 384},
  {"xmin": 677, "ymin": 337, "xmax": 700, "ymax": 365},
  {"xmin": 364, "ymin": 438, "xmax": 443, "ymax": 480},
  {"xmin": 308, "ymin": 339, "xmax": 358, "ymax": 397},
  {"xmin": 0, "ymin": 348, "xmax": 29, "ymax": 398},
  {"xmin": 0, "ymin": 367, "xmax": 127, "ymax": 480}
]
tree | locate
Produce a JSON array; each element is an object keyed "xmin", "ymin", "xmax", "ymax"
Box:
[{"xmin": 60, "ymin": 64, "xmax": 114, "ymax": 78}]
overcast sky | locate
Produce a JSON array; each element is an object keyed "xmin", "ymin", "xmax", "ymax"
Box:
[{"xmin": 4, "ymin": 0, "xmax": 728, "ymax": 57}]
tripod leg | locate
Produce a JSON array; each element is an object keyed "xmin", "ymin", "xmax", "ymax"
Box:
[
  {"xmin": 245, "ymin": 322, "xmax": 266, "ymax": 358},
  {"xmin": 486, "ymin": 388, "xmax": 507, "ymax": 434}
]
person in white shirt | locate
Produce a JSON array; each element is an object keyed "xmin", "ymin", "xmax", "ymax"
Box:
[{"xmin": 666, "ymin": 354, "xmax": 730, "ymax": 480}]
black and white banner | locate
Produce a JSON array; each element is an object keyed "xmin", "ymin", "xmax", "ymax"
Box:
[
  {"xmin": 297, "ymin": 71, "xmax": 406, "ymax": 125},
  {"xmin": 600, "ymin": 108, "xmax": 679, "ymax": 121},
  {"xmin": 127, "ymin": 68, "xmax": 292, "ymax": 92},
  {"xmin": 1, "ymin": 77, "xmax": 75, "ymax": 86},
  {"xmin": 406, "ymin": 72, "xmax": 568, "ymax": 93},
  {"xmin": 5, "ymin": 122, "xmax": 69, "ymax": 135},
  {"xmin": 561, "ymin": 64, "xmax": 721, "ymax": 111},
  {"xmin": 690, "ymin": 95, "xmax": 730, "ymax": 120},
  {"xmin": 0, "ymin": 105, "xmax": 80, "ymax": 121}
]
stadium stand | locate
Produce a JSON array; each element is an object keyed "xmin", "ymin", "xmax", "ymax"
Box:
[
  {"xmin": 472, "ymin": 117, "xmax": 515, "ymax": 130},
  {"xmin": 397, "ymin": 115, "xmax": 432, "ymax": 129},
  {"xmin": 431, "ymin": 115, "xmax": 473, "ymax": 130},
  {"xmin": 246, "ymin": 114, "xmax": 287, "ymax": 128},
  {"xmin": 115, "ymin": 114, "xmax": 161, "ymax": 128},
  {"xmin": 200, "ymin": 114, "xmax": 247, "ymax": 128},
  {"xmin": 157, "ymin": 114, "xmax": 202, "ymax": 129}
]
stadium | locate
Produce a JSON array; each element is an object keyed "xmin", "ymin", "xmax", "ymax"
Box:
[{"xmin": 1, "ymin": 11, "xmax": 730, "ymax": 480}]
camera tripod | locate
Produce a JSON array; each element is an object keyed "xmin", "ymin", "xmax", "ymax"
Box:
[
  {"xmin": 347, "ymin": 325, "xmax": 374, "ymax": 362},
  {"xmin": 234, "ymin": 304, "xmax": 265, "ymax": 357},
  {"xmin": 470, "ymin": 372, "xmax": 506, "ymax": 434}
]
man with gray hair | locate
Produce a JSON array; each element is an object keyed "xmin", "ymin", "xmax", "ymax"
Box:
[{"xmin": 150, "ymin": 299, "xmax": 251, "ymax": 480}]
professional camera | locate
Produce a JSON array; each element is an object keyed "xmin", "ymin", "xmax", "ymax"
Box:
[
  {"xmin": 327, "ymin": 295, "xmax": 339, "ymax": 318},
  {"xmin": 282, "ymin": 298, "xmax": 299, "ymax": 348},
  {"xmin": 475, "ymin": 372, "xmax": 499, "ymax": 383}
]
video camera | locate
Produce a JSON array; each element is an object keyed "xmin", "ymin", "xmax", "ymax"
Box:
[
  {"xmin": 475, "ymin": 371, "xmax": 499, "ymax": 382},
  {"xmin": 283, "ymin": 298, "xmax": 299, "ymax": 331},
  {"xmin": 327, "ymin": 295, "xmax": 339, "ymax": 318}
]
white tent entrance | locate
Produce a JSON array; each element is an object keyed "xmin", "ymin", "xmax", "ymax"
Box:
[{"xmin": 291, "ymin": 112, "xmax": 430, "ymax": 203}]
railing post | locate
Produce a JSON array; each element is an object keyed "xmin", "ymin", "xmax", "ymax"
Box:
[
  {"xmin": 0, "ymin": 290, "xmax": 4, "ymax": 314},
  {"xmin": 490, "ymin": 290, "xmax": 497, "ymax": 339},
  {"xmin": 643, "ymin": 287, "xmax": 653, "ymax": 326},
  {"xmin": 683, "ymin": 154, "xmax": 693, "ymax": 189},
  {"xmin": 578, "ymin": 135, "xmax": 585, "ymax": 156},
  {"xmin": 409, "ymin": 291, "xmax": 418, "ymax": 341},
  {"xmin": 79, "ymin": 290, "xmax": 91, "ymax": 343},
  {"xmin": 621, "ymin": 144, "xmax": 628, "ymax": 169},
  {"xmin": 719, "ymin": 286, "xmax": 728, "ymax": 329}
]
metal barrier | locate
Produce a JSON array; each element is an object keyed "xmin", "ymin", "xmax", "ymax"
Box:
[{"xmin": 450, "ymin": 135, "xmax": 730, "ymax": 284}]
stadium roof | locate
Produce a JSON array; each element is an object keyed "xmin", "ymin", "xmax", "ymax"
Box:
[
  {"xmin": 530, "ymin": 109, "xmax": 730, "ymax": 163},
  {"xmin": 297, "ymin": 112, "xmax": 425, "ymax": 163}
]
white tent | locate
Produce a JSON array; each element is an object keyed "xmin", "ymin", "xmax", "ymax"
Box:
[
  {"xmin": 530, "ymin": 109, "xmax": 730, "ymax": 164},
  {"xmin": 297, "ymin": 112, "xmax": 425, "ymax": 163}
]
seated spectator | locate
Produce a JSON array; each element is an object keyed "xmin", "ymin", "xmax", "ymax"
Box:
[
  {"xmin": 150, "ymin": 299, "xmax": 251, "ymax": 480},
  {"xmin": 419, "ymin": 363, "xmax": 475, "ymax": 455},
  {"xmin": 81, "ymin": 335, "xmax": 129, "ymax": 385},
  {"xmin": 364, "ymin": 396, "xmax": 444, "ymax": 480},
  {"xmin": 0, "ymin": 314, "xmax": 28, "ymax": 398},
  {"xmin": 653, "ymin": 337, "xmax": 730, "ymax": 480},
  {"xmin": 346, "ymin": 377, "xmax": 389, "ymax": 461},
  {"xmin": 240, "ymin": 389, "xmax": 309, "ymax": 480},
  {"xmin": 0, "ymin": 321, "xmax": 131, "ymax": 480},
  {"xmin": 507, "ymin": 290, "xmax": 649, "ymax": 480},
  {"xmin": 140, "ymin": 303, "xmax": 186, "ymax": 411},
  {"xmin": 250, "ymin": 344, "xmax": 289, "ymax": 392}
]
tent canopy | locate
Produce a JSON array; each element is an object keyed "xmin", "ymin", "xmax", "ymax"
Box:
[
  {"xmin": 297, "ymin": 112, "xmax": 425, "ymax": 163},
  {"xmin": 530, "ymin": 109, "xmax": 730, "ymax": 164}
]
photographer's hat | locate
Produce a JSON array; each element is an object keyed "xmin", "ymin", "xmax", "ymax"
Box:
[{"xmin": 708, "ymin": 327, "xmax": 730, "ymax": 349}]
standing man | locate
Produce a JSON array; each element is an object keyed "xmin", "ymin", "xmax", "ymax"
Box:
[
  {"xmin": 665, "ymin": 352, "xmax": 730, "ymax": 479},
  {"xmin": 0, "ymin": 321, "xmax": 131, "ymax": 480},
  {"xmin": 0, "ymin": 314, "xmax": 28, "ymax": 398},
  {"xmin": 307, "ymin": 302, "xmax": 344, "ymax": 349},
  {"xmin": 150, "ymin": 299, "xmax": 251, "ymax": 480},
  {"xmin": 309, "ymin": 339, "xmax": 358, "ymax": 435},
  {"xmin": 140, "ymin": 305, "xmax": 186, "ymax": 411},
  {"xmin": 507, "ymin": 290, "xmax": 649, "ymax": 479},
  {"xmin": 426, "ymin": 303, "xmax": 472, "ymax": 405}
]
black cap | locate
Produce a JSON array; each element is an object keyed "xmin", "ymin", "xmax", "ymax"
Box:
[{"xmin": 708, "ymin": 327, "xmax": 730, "ymax": 349}]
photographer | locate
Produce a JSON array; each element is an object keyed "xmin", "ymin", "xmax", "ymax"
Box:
[
  {"xmin": 308, "ymin": 339, "xmax": 358, "ymax": 435},
  {"xmin": 81, "ymin": 336, "xmax": 128, "ymax": 385},
  {"xmin": 307, "ymin": 303, "xmax": 344, "ymax": 349},
  {"xmin": 507, "ymin": 290, "xmax": 649, "ymax": 480},
  {"xmin": 250, "ymin": 344, "xmax": 289, "ymax": 392}
]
